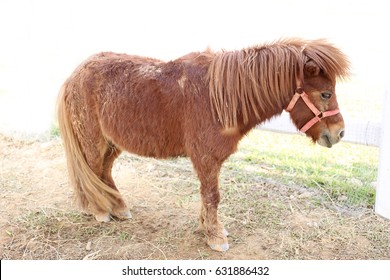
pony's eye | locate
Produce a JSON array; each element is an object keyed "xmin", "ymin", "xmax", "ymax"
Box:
[{"xmin": 321, "ymin": 92, "xmax": 332, "ymax": 100}]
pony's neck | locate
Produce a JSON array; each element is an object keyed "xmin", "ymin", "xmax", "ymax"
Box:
[
  {"xmin": 236, "ymin": 99, "xmax": 287, "ymax": 135},
  {"xmin": 208, "ymin": 44, "xmax": 300, "ymax": 130}
]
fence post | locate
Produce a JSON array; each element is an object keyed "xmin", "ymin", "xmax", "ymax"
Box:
[{"xmin": 375, "ymin": 87, "xmax": 390, "ymax": 219}]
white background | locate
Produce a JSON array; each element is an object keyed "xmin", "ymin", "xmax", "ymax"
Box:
[{"xmin": 0, "ymin": 0, "xmax": 388, "ymax": 135}]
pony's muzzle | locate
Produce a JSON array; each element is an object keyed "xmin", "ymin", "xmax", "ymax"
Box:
[{"xmin": 317, "ymin": 128, "xmax": 344, "ymax": 148}]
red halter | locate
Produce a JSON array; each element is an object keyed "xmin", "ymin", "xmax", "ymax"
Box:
[{"xmin": 285, "ymin": 87, "xmax": 340, "ymax": 133}]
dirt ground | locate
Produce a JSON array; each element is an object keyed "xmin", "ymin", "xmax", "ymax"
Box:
[{"xmin": 1, "ymin": 134, "xmax": 389, "ymax": 260}]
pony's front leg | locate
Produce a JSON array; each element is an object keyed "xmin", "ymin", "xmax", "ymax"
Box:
[
  {"xmin": 193, "ymin": 159, "xmax": 229, "ymax": 252},
  {"xmin": 199, "ymin": 191, "xmax": 229, "ymax": 252}
]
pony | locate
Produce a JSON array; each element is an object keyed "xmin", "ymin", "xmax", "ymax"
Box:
[{"xmin": 57, "ymin": 38, "xmax": 349, "ymax": 252}]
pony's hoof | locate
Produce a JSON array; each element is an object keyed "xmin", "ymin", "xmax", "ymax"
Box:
[
  {"xmin": 114, "ymin": 211, "xmax": 132, "ymax": 220},
  {"xmin": 208, "ymin": 234, "xmax": 230, "ymax": 252},
  {"xmin": 209, "ymin": 243, "xmax": 230, "ymax": 252},
  {"xmin": 95, "ymin": 213, "xmax": 111, "ymax": 222},
  {"xmin": 223, "ymin": 228, "xmax": 229, "ymax": 237}
]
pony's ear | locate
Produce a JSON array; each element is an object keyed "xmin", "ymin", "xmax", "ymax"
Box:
[{"xmin": 304, "ymin": 60, "xmax": 320, "ymax": 77}]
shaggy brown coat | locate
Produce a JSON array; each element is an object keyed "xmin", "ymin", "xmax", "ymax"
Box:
[{"xmin": 57, "ymin": 38, "xmax": 349, "ymax": 251}]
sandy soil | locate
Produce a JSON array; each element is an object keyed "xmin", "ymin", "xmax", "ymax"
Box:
[{"xmin": 1, "ymin": 134, "xmax": 389, "ymax": 259}]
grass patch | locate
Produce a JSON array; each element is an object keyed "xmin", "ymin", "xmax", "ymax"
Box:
[
  {"xmin": 7, "ymin": 208, "xmax": 140, "ymax": 259},
  {"xmin": 225, "ymin": 130, "xmax": 378, "ymax": 208},
  {"xmin": 1, "ymin": 134, "xmax": 387, "ymax": 260},
  {"xmin": 50, "ymin": 124, "xmax": 60, "ymax": 137}
]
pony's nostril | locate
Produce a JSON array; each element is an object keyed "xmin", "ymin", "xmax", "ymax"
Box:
[{"xmin": 339, "ymin": 129, "xmax": 345, "ymax": 139}]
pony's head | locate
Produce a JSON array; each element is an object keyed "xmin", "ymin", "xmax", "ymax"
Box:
[
  {"xmin": 208, "ymin": 38, "xmax": 350, "ymax": 147},
  {"xmin": 286, "ymin": 41, "xmax": 350, "ymax": 148}
]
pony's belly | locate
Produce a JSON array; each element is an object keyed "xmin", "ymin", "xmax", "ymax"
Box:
[
  {"xmin": 99, "ymin": 101, "xmax": 187, "ymax": 158},
  {"xmin": 126, "ymin": 139, "xmax": 187, "ymax": 159},
  {"xmin": 108, "ymin": 129, "xmax": 187, "ymax": 159}
]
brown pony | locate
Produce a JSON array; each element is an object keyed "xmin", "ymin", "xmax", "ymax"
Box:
[{"xmin": 57, "ymin": 38, "xmax": 349, "ymax": 252}]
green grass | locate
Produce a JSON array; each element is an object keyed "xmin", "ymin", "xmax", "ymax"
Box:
[
  {"xmin": 224, "ymin": 129, "xmax": 378, "ymax": 208},
  {"xmin": 50, "ymin": 124, "xmax": 60, "ymax": 137}
]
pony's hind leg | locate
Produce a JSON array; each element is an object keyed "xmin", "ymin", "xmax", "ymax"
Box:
[
  {"xmin": 102, "ymin": 143, "xmax": 132, "ymax": 220},
  {"xmin": 191, "ymin": 156, "xmax": 229, "ymax": 252},
  {"xmin": 79, "ymin": 135, "xmax": 127, "ymax": 222},
  {"xmin": 78, "ymin": 137, "xmax": 112, "ymax": 222}
]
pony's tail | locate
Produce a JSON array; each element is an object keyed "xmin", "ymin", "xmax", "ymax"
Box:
[{"xmin": 57, "ymin": 82, "xmax": 120, "ymax": 216}]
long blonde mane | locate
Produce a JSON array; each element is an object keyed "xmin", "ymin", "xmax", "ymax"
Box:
[{"xmin": 208, "ymin": 38, "xmax": 350, "ymax": 128}]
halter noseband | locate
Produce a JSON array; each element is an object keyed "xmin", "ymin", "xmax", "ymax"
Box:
[{"xmin": 285, "ymin": 80, "xmax": 340, "ymax": 133}]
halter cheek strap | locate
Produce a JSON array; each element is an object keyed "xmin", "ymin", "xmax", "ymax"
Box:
[{"xmin": 285, "ymin": 87, "xmax": 340, "ymax": 133}]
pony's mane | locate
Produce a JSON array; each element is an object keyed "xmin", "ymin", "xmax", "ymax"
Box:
[{"xmin": 208, "ymin": 38, "xmax": 350, "ymax": 128}]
